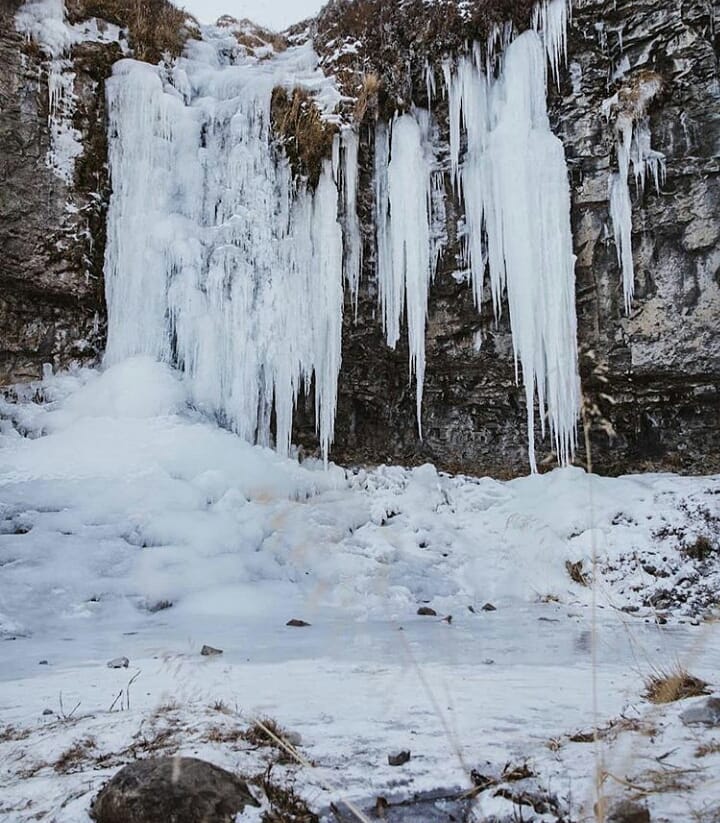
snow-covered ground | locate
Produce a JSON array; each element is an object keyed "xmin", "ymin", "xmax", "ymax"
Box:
[{"xmin": 1, "ymin": 358, "xmax": 719, "ymax": 821}]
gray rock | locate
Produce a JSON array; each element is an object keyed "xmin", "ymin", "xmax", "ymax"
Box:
[
  {"xmin": 107, "ymin": 657, "xmax": 129, "ymax": 669},
  {"xmin": 91, "ymin": 756, "xmax": 260, "ymax": 823},
  {"xmin": 200, "ymin": 645, "xmax": 223, "ymax": 656},
  {"xmin": 388, "ymin": 750, "xmax": 411, "ymax": 766},
  {"xmin": 680, "ymin": 696, "xmax": 720, "ymax": 727},
  {"xmin": 607, "ymin": 799, "xmax": 650, "ymax": 823}
]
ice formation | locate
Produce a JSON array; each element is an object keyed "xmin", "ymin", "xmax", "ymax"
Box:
[
  {"xmin": 20, "ymin": 0, "xmax": 580, "ymax": 468},
  {"xmin": 442, "ymin": 24, "xmax": 579, "ymax": 469},
  {"xmin": 15, "ymin": 0, "xmax": 124, "ymax": 182},
  {"xmin": 104, "ymin": 34, "xmax": 344, "ymax": 462},
  {"xmin": 375, "ymin": 113, "xmax": 435, "ymax": 432},
  {"xmin": 341, "ymin": 128, "xmax": 362, "ymax": 309},
  {"xmin": 605, "ymin": 74, "xmax": 665, "ymax": 312}
]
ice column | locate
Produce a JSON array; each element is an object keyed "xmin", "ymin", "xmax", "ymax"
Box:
[
  {"xmin": 375, "ymin": 113, "xmax": 435, "ymax": 435},
  {"xmin": 444, "ymin": 30, "xmax": 580, "ymax": 469}
]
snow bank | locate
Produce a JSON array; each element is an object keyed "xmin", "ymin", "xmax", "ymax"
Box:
[{"xmin": 2, "ymin": 359, "xmax": 717, "ymax": 645}]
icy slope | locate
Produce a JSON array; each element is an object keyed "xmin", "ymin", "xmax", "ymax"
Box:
[{"xmin": 1, "ymin": 358, "xmax": 718, "ymax": 645}]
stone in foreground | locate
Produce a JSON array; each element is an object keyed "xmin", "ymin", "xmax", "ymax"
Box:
[
  {"xmin": 91, "ymin": 756, "xmax": 260, "ymax": 823},
  {"xmin": 680, "ymin": 696, "xmax": 720, "ymax": 727},
  {"xmin": 606, "ymin": 799, "xmax": 651, "ymax": 823}
]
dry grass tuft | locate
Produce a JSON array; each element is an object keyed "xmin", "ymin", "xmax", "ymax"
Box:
[
  {"xmin": 0, "ymin": 726, "xmax": 32, "ymax": 744},
  {"xmin": 644, "ymin": 667, "xmax": 709, "ymax": 704},
  {"xmin": 566, "ymin": 559, "xmax": 590, "ymax": 586},
  {"xmin": 695, "ymin": 740, "xmax": 720, "ymax": 758},
  {"xmin": 684, "ymin": 535, "xmax": 716, "ymax": 562},
  {"xmin": 256, "ymin": 764, "xmax": 319, "ymax": 823},
  {"xmin": 216, "ymin": 16, "xmax": 288, "ymax": 54},
  {"xmin": 270, "ymin": 87, "xmax": 337, "ymax": 187},
  {"xmin": 66, "ymin": 0, "xmax": 200, "ymax": 63},
  {"xmin": 354, "ymin": 72, "xmax": 380, "ymax": 122},
  {"xmin": 54, "ymin": 737, "xmax": 97, "ymax": 774}
]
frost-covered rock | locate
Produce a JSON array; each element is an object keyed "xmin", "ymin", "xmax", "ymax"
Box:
[
  {"xmin": 90, "ymin": 757, "xmax": 260, "ymax": 823},
  {"xmin": 680, "ymin": 696, "xmax": 720, "ymax": 727}
]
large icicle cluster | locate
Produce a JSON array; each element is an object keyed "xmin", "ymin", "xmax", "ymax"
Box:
[
  {"xmin": 100, "ymin": 0, "xmax": 578, "ymax": 469},
  {"xmin": 376, "ymin": 3, "xmax": 579, "ymax": 469},
  {"xmin": 104, "ymin": 34, "xmax": 345, "ymax": 461},
  {"xmin": 444, "ymin": 28, "xmax": 579, "ymax": 469}
]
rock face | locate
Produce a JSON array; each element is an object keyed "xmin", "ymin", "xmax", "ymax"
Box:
[
  {"xmin": 2, "ymin": 0, "xmax": 719, "ymax": 476},
  {"xmin": 91, "ymin": 756, "xmax": 260, "ymax": 823},
  {"xmin": 295, "ymin": 0, "xmax": 720, "ymax": 476},
  {"xmin": 0, "ymin": 0, "xmax": 112, "ymax": 383}
]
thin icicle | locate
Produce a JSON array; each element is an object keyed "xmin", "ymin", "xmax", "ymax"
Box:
[
  {"xmin": 386, "ymin": 112, "xmax": 434, "ymax": 437},
  {"xmin": 341, "ymin": 127, "xmax": 362, "ymax": 310},
  {"xmin": 605, "ymin": 72, "xmax": 664, "ymax": 312},
  {"xmin": 374, "ymin": 121, "xmax": 400, "ymax": 348},
  {"xmin": 533, "ymin": 0, "xmax": 571, "ymax": 86}
]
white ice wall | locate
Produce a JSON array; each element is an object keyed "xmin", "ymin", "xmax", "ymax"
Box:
[
  {"xmin": 104, "ymin": 35, "xmax": 344, "ymax": 461},
  {"xmin": 103, "ymin": 3, "xmax": 579, "ymax": 469}
]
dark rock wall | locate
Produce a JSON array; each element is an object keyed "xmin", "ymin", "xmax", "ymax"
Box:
[
  {"xmin": 296, "ymin": 0, "xmax": 720, "ymax": 476},
  {"xmin": 0, "ymin": 0, "xmax": 113, "ymax": 382},
  {"xmin": 2, "ymin": 0, "xmax": 718, "ymax": 476},
  {"xmin": 556, "ymin": 0, "xmax": 720, "ymax": 474}
]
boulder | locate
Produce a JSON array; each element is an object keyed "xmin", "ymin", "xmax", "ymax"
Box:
[{"xmin": 91, "ymin": 756, "xmax": 260, "ymax": 823}]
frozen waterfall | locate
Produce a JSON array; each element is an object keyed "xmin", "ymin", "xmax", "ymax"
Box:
[
  {"xmin": 104, "ymin": 34, "xmax": 344, "ymax": 461},
  {"xmin": 103, "ymin": 5, "xmax": 579, "ymax": 469}
]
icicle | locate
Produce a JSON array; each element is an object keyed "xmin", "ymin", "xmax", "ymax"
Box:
[
  {"xmin": 425, "ymin": 59, "xmax": 436, "ymax": 110},
  {"xmin": 532, "ymin": 0, "xmax": 571, "ymax": 86},
  {"xmin": 443, "ymin": 58, "xmax": 462, "ymax": 188},
  {"xmin": 374, "ymin": 121, "xmax": 400, "ymax": 348},
  {"xmin": 447, "ymin": 30, "xmax": 579, "ymax": 470},
  {"xmin": 605, "ymin": 73, "xmax": 665, "ymax": 313},
  {"xmin": 376, "ymin": 114, "xmax": 433, "ymax": 437},
  {"xmin": 310, "ymin": 159, "xmax": 345, "ymax": 463},
  {"xmin": 341, "ymin": 127, "xmax": 362, "ymax": 310},
  {"xmin": 609, "ymin": 115, "xmax": 635, "ymax": 313}
]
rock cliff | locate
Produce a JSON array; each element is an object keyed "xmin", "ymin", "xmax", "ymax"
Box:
[{"xmin": 1, "ymin": 0, "xmax": 718, "ymax": 475}]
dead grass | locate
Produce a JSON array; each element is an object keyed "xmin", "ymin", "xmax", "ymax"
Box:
[
  {"xmin": 354, "ymin": 72, "xmax": 380, "ymax": 122},
  {"xmin": 270, "ymin": 87, "xmax": 337, "ymax": 187},
  {"xmin": 0, "ymin": 726, "xmax": 32, "ymax": 744},
  {"xmin": 54, "ymin": 737, "xmax": 97, "ymax": 774},
  {"xmin": 695, "ymin": 740, "xmax": 720, "ymax": 758},
  {"xmin": 685, "ymin": 535, "xmax": 716, "ymax": 562},
  {"xmin": 566, "ymin": 559, "xmax": 590, "ymax": 586},
  {"xmin": 66, "ymin": 0, "xmax": 200, "ymax": 63},
  {"xmin": 216, "ymin": 16, "xmax": 287, "ymax": 54},
  {"xmin": 644, "ymin": 667, "xmax": 709, "ymax": 705},
  {"xmin": 254, "ymin": 764, "xmax": 319, "ymax": 823}
]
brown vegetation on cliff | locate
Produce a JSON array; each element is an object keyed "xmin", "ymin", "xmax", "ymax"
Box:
[
  {"xmin": 66, "ymin": 0, "xmax": 200, "ymax": 63},
  {"xmin": 270, "ymin": 87, "xmax": 338, "ymax": 187},
  {"xmin": 313, "ymin": 0, "xmax": 537, "ymax": 119}
]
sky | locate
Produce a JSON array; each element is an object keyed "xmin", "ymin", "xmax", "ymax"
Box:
[{"xmin": 178, "ymin": 0, "xmax": 327, "ymax": 31}]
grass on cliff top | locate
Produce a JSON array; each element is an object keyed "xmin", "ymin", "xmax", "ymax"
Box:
[{"xmin": 66, "ymin": 0, "xmax": 200, "ymax": 63}]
